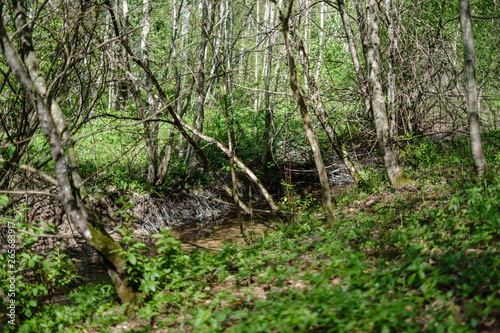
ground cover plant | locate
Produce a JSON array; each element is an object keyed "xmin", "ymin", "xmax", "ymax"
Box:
[
  {"xmin": 2, "ymin": 137, "xmax": 499, "ymax": 332},
  {"xmin": 1, "ymin": 0, "xmax": 500, "ymax": 331}
]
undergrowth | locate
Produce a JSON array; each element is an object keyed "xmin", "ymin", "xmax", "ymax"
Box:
[{"xmin": 2, "ymin": 136, "xmax": 500, "ymax": 332}]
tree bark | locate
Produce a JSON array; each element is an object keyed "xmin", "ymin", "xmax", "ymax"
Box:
[
  {"xmin": 0, "ymin": 3, "xmax": 137, "ymax": 305},
  {"xmin": 352, "ymin": 0, "xmax": 373, "ymax": 119},
  {"xmin": 290, "ymin": 27, "xmax": 363, "ymax": 184},
  {"xmin": 259, "ymin": 1, "xmax": 277, "ymax": 170},
  {"xmin": 141, "ymin": 0, "xmax": 158, "ymax": 184},
  {"xmin": 385, "ymin": 0, "xmax": 397, "ymax": 141},
  {"xmin": 157, "ymin": 0, "xmax": 185, "ymax": 184},
  {"xmin": 276, "ymin": 0, "xmax": 334, "ymax": 219},
  {"xmin": 365, "ymin": 0, "xmax": 412, "ymax": 188},
  {"xmin": 315, "ymin": 1, "xmax": 324, "ymax": 80},
  {"xmin": 458, "ymin": 0, "xmax": 487, "ymax": 180}
]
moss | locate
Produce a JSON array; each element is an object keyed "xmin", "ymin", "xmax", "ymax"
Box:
[
  {"xmin": 87, "ymin": 224, "xmax": 138, "ymax": 307},
  {"xmin": 391, "ymin": 171, "xmax": 414, "ymax": 188}
]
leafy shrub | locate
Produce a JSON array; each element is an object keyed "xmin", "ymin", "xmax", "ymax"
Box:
[{"xmin": 0, "ymin": 204, "xmax": 78, "ymax": 328}]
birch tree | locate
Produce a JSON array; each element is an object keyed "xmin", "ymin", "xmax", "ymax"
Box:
[
  {"xmin": 459, "ymin": 0, "xmax": 487, "ymax": 180},
  {"xmin": 364, "ymin": 0, "xmax": 412, "ymax": 187}
]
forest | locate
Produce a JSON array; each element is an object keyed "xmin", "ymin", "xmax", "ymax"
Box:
[{"xmin": 0, "ymin": 0, "xmax": 500, "ymax": 331}]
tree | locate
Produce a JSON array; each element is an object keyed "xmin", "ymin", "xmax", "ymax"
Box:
[
  {"xmin": 364, "ymin": 0, "xmax": 413, "ymax": 187},
  {"xmin": 0, "ymin": 1, "xmax": 138, "ymax": 305},
  {"xmin": 274, "ymin": 0, "xmax": 334, "ymax": 219},
  {"xmin": 458, "ymin": 0, "xmax": 487, "ymax": 180}
]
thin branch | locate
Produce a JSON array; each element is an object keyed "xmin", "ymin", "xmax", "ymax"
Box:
[
  {"xmin": 0, "ymin": 157, "xmax": 58, "ymax": 186},
  {"xmin": 0, "ymin": 190, "xmax": 56, "ymax": 196},
  {"xmin": 17, "ymin": 229, "xmax": 82, "ymax": 239}
]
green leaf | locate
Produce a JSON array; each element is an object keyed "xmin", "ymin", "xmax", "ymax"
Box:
[
  {"xmin": 128, "ymin": 253, "xmax": 137, "ymax": 265},
  {"xmin": 0, "ymin": 194, "xmax": 8, "ymax": 207},
  {"xmin": 407, "ymin": 273, "xmax": 416, "ymax": 285}
]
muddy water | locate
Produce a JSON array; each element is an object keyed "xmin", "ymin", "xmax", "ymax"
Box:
[
  {"xmin": 172, "ymin": 183, "xmax": 354, "ymax": 251},
  {"xmin": 73, "ymin": 184, "xmax": 352, "ymax": 284},
  {"xmin": 173, "ymin": 211, "xmax": 280, "ymax": 251},
  {"xmin": 0, "ymin": 183, "xmax": 354, "ymax": 328}
]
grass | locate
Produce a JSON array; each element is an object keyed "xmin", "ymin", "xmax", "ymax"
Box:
[{"xmin": 2, "ymin": 134, "xmax": 500, "ymax": 332}]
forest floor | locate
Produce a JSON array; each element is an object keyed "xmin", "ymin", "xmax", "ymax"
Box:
[{"xmin": 3, "ymin": 136, "xmax": 500, "ymax": 332}]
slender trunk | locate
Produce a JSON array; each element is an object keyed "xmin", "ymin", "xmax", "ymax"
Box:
[
  {"xmin": 459, "ymin": 0, "xmax": 487, "ymax": 180},
  {"xmin": 184, "ymin": 0, "xmax": 212, "ymax": 165},
  {"xmin": 107, "ymin": 1, "xmax": 117, "ymax": 110},
  {"xmin": 157, "ymin": 82, "xmax": 194, "ymax": 186},
  {"xmin": 277, "ymin": 0, "xmax": 334, "ymax": 218},
  {"xmin": 2, "ymin": 3, "xmax": 137, "ymax": 305},
  {"xmin": 337, "ymin": 0, "xmax": 370, "ymax": 117},
  {"xmin": 291, "ymin": 29, "xmax": 363, "ymax": 183},
  {"xmin": 220, "ymin": 57, "xmax": 245, "ymax": 223},
  {"xmin": 260, "ymin": 43, "xmax": 274, "ymax": 170},
  {"xmin": 254, "ymin": 0, "xmax": 260, "ymax": 86},
  {"xmin": 119, "ymin": 0, "xmax": 130, "ymax": 109},
  {"xmin": 315, "ymin": 1, "xmax": 324, "ymax": 79},
  {"xmin": 195, "ymin": 0, "xmax": 210, "ymax": 137},
  {"xmin": 385, "ymin": 0, "xmax": 397, "ymax": 141},
  {"xmin": 260, "ymin": 1, "xmax": 277, "ymax": 170},
  {"xmin": 141, "ymin": 0, "xmax": 158, "ymax": 184},
  {"xmin": 365, "ymin": 0, "xmax": 412, "ymax": 188},
  {"xmin": 157, "ymin": 0, "xmax": 184, "ymax": 184}
]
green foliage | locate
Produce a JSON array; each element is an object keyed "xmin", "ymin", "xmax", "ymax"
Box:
[
  {"xmin": 401, "ymin": 137, "xmax": 441, "ymax": 168},
  {"xmin": 18, "ymin": 284, "xmax": 119, "ymax": 333},
  {"xmin": 5, "ymin": 136, "xmax": 500, "ymax": 332},
  {"xmin": 112, "ymin": 227, "xmax": 191, "ymax": 297},
  {"xmin": 9, "ymin": 179, "xmax": 500, "ymax": 331},
  {"xmin": 278, "ymin": 180, "xmax": 315, "ymax": 214},
  {"xmin": 0, "ymin": 207, "xmax": 78, "ymax": 328},
  {"xmin": 0, "ymin": 194, "xmax": 8, "ymax": 208}
]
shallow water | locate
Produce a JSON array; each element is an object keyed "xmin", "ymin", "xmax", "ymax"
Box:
[
  {"xmin": 6, "ymin": 182, "xmax": 354, "ymax": 315},
  {"xmin": 173, "ymin": 211, "xmax": 280, "ymax": 251},
  {"xmin": 172, "ymin": 183, "xmax": 354, "ymax": 251}
]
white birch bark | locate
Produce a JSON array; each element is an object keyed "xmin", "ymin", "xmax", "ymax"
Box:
[
  {"xmin": 365, "ymin": 0, "xmax": 412, "ymax": 187},
  {"xmin": 459, "ymin": 0, "xmax": 487, "ymax": 179}
]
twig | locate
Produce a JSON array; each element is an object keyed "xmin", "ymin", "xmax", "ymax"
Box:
[
  {"xmin": 0, "ymin": 190, "xmax": 56, "ymax": 197},
  {"xmin": 0, "ymin": 157, "xmax": 58, "ymax": 186},
  {"xmin": 17, "ymin": 229, "xmax": 82, "ymax": 239}
]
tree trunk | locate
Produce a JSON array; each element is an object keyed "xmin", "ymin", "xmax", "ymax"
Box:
[
  {"xmin": 337, "ymin": 0, "xmax": 371, "ymax": 117},
  {"xmin": 277, "ymin": 0, "xmax": 334, "ymax": 219},
  {"xmin": 184, "ymin": 0, "xmax": 212, "ymax": 166},
  {"xmin": 141, "ymin": 0, "xmax": 158, "ymax": 184},
  {"xmin": 119, "ymin": 0, "xmax": 130, "ymax": 110},
  {"xmin": 315, "ymin": 1, "xmax": 324, "ymax": 79},
  {"xmin": 0, "ymin": 3, "xmax": 137, "ymax": 306},
  {"xmin": 157, "ymin": 0, "xmax": 186, "ymax": 184},
  {"xmin": 458, "ymin": 0, "xmax": 487, "ymax": 180},
  {"xmin": 353, "ymin": 0, "xmax": 373, "ymax": 120},
  {"xmin": 259, "ymin": 1, "xmax": 277, "ymax": 170},
  {"xmin": 290, "ymin": 27, "xmax": 364, "ymax": 184},
  {"xmin": 365, "ymin": 0, "xmax": 412, "ymax": 188},
  {"xmin": 385, "ymin": 0, "xmax": 397, "ymax": 141}
]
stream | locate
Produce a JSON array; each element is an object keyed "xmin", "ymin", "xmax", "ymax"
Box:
[
  {"xmin": 71, "ymin": 183, "xmax": 353, "ymax": 284},
  {"xmin": 6, "ymin": 183, "xmax": 354, "ymax": 313}
]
